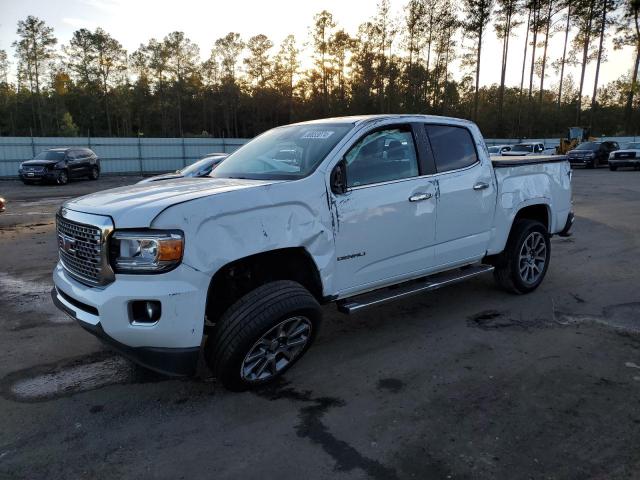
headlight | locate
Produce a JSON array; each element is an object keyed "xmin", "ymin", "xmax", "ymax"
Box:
[
  {"xmin": 110, "ymin": 230, "xmax": 184, "ymax": 273},
  {"xmin": 585, "ymin": 151, "xmax": 595, "ymax": 157},
  {"xmin": 54, "ymin": 161, "xmax": 65, "ymax": 168}
]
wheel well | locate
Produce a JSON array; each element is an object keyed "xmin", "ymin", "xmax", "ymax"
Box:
[
  {"xmin": 513, "ymin": 204, "xmax": 549, "ymax": 231},
  {"xmin": 205, "ymin": 248, "xmax": 323, "ymax": 323}
]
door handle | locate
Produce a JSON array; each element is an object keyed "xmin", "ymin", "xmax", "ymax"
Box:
[
  {"xmin": 409, "ymin": 192, "xmax": 432, "ymax": 202},
  {"xmin": 473, "ymin": 182, "xmax": 490, "ymax": 191}
]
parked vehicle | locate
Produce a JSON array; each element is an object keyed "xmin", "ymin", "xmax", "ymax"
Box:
[
  {"xmin": 19, "ymin": 148, "xmax": 100, "ymax": 185},
  {"xmin": 501, "ymin": 142, "xmax": 552, "ymax": 156},
  {"xmin": 137, "ymin": 153, "xmax": 228, "ymax": 184},
  {"xmin": 608, "ymin": 142, "xmax": 640, "ymax": 171},
  {"xmin": 487, "ymin": 145, "xmax": 512, "ymax": 155},
  {"xmin": 556, "ymin": 126, "xmax": 595, "ymax": 155},
  {"xmin": 51, "ymin": 115, "xmax": 573, "ymax": 391},
  {"xmin": 0, "ymin": 197, "xmax": 5, "ymax": 213},
  {"xmin": 567, "ymin": 141, "xmax": 619, "ymax": 168}
]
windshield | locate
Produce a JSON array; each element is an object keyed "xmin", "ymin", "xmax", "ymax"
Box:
[
  {"xmin": 33, "ymin": 151, "xmax": 65, "ymax": 161},
  {"xmin": 624, "ymin": 142, "xmax": 640, "ymax": 150},
  {"xmin": 180, "ymin": 156, "xmax": 224, "ymax": 176},
  {"xmin": 512, "ymin": 144, "xmax": 533, "ymax": 152},
  {"xmin": 576, "ymin": 142, "xmax": 598, "ymax": 150},
  {"xmin": 212, "ymin": 123, "xmax": 353, "ymax": 180}
]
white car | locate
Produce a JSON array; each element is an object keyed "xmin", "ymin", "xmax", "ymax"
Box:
[
  {"xmin": 501, "ymin": 142, "xmax": 554, "ymax": 156},
  {"xmin": 51, "ymin": 115, "xmax": 573, "ymax": 390},
  {"xmin": 609, "ymin": 142, "xmax": 640, "ymax": 171},
  {"xmin": 487, "ymin": 144, "xmax": 512, "ymax": 156}
]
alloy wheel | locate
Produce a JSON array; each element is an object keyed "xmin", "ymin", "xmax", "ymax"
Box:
[
  {"xmin": 240, "ymin": 316, "xmax": 312, "ymax": 382},
  {"xmin": 518, "ymin": 231, "xmax": 547, "ymax": 284}
]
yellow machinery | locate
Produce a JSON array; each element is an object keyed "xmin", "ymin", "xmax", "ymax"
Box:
[{"xmin": 556, "ymin": 127, "xmax": 597, "ymax": 154}]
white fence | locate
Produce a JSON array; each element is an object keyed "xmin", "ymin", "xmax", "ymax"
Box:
[
  {"xmin": 0, "ymin": 136, "xmax": 248, "ymax": 178},
  {"xmin": 0, "ymin": 135, "xmax": 638, "ymax": 178}
]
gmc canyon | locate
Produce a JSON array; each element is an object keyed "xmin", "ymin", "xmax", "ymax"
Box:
[{"xmin": 51, "ymin": 115, "xmax": 574, "ymax": 390}]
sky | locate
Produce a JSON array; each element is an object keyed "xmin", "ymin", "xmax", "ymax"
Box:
[{"xmin": 0, "ymin": 0, "xmax": 634, "ymax": 91}]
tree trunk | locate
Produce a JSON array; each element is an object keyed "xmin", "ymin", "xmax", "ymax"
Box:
[
  {"xmin": 528, "ymin": 1, "xmax": 539, "ymax": 101},
  {"xmin": 515, "ymin": 8, "xmax": 532, "ymax": 137},
  {"xmin": 538, "ymin": 1, "xmax": 553, "ymax": 106},
  {"xmin": 589, "ymin": 0, "xmax": 608, "ymax": 129},
  {"xmin": 474, "ymin": 23, "xmax": 483, "ymax": 121},
  {"xmin": 625, "ymin": 40, "xmax": 640, "ymax": 133},
  {"xmin": 576, "ymin": 0, "xmax": 595, "ymax": 125},
  {"xmin": 557, "ymin": 4, "xmax": 571, "ymax": 108},
  {"xmin": 498, "ymin": 4, "xmax": 513, "ymax": 137}
]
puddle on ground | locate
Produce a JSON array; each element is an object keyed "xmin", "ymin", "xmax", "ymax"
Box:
[
  {"xmin": 0, "ymin": 271, "xmax": 70, "ymax": 325},
  {"xmin": 3, "ymin": 352, "xmax": 163, "ymax": 402},
  {"xmin": 469, "ymin": 302, "xmax": 640, "ymax": 334},
  {"xmin": 467, "ymin": 310, "xmax": 556, "ymax": 330},
  {"xmin": 555, "ymin": 302, "xmax": 640, "ymax": 334}
]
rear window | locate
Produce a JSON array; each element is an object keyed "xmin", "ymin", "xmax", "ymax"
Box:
[{"xmin": 425, "ymin": 125, "xmax": 478, "ymax": 172}]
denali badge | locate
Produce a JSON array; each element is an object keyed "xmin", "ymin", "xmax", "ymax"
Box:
[{"xmin": 337, "ymin": 252, "xmax": 366, "ymax": 261}]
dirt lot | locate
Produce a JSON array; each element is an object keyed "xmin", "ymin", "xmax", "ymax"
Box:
[{"xmin": 1, "ymin": 169, "xmax": 640, "ymax": 480}]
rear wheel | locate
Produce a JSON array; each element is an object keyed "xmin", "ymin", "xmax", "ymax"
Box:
[
  {"xmin": 88, "ymin": 166, "xmax": 100, "ymax": 180},
  {"xmin": 493, "ymin": 219, "xmax": 550, "ymax": 294},
  {"xmin": 609, "ymin": 165, "xmax": 617, "ymax": 171},
  {"xmin": 205, "ymin": 280, "xmax": 321, "ymax": 391}
]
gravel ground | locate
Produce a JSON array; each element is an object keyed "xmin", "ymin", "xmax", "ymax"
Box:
[{"xmin": 1, "ymin": 168, "xmax": 640, "ymax": 479}]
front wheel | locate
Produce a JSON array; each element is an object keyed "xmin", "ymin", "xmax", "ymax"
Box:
[
  {"xmin": 493, "ymin": 219, "xmax": 550, "ymax": 294},
  {"xmin": 205, "ymin": 280, "xmax": 321, "ymax": 391},
  {"xmin": 56, "ymin": 170, "xmax": 69, "ymax": 185},
  {"xmin": 609, "ymin": 165, "xmax": 617, "ymax": 171}
]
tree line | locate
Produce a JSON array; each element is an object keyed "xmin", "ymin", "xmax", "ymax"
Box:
[{"xmin": 0, "ymin": 0, "xmax": 638, "ymax": 140}]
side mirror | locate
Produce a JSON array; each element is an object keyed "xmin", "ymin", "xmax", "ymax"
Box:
[{"xmin": 330, "ymin": 159, "xmax": 348, "ymax": 195}]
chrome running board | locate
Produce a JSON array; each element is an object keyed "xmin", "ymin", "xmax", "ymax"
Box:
[{"xmin": 337, "ymin": 264, "xmax": 495, "ymax": 314}]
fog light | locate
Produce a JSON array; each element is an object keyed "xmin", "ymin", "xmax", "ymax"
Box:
[{"xmin": 130, "ymin": 300, "xmax": 161, "ymax": 324}]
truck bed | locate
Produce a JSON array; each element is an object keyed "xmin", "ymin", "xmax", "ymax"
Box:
[{"xmin": 491, "ymin": 155, "xmax": 567, "ymax": 167}]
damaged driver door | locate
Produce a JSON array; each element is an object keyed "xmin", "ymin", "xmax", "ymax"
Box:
[{"xmin": 329, "ymin": 123, "xmax": 438, "ymax": 297}]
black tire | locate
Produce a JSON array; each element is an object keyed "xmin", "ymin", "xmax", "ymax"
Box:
[
  {"xmin": 56, "ymin": 170, "xmax": 69, "ymax": 185},
  {"xmin": 205, "ymin": 280, "xmax": 321, "ymax": 391},
  {"xmin": 493, "ymin": 219, "xmax": 550, "ymax": 294},
  {"xmin": 88, "ymin": 166, "xmax": 100, "ymax": 180},
  {"xmin": 587, "ymin": 159, "xmax": 595, "ymax": 169},
  {"xmin": 609, "ymin": 165, "xmax": 617, "ymax": 171}
]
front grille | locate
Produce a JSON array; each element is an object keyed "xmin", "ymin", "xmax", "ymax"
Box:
[
  {"xmin": 24, "ymin": 166, "xmax": 45, "ymax": 172},
  {"xmin": 56, "ymin": 214, "xmax": 107, "ymax": 285},
  {"xmin": 614, "ymin": 152, "xmax": 636, "ymax": 159}
]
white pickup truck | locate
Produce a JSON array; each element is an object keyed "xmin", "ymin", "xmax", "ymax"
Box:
[
  {"xmin": 52, "ymin": 115, "xmax": 574, "ymax": 390},
  {"xmin": 501, "ymin": 142, "xmax": 555, "ymax": 156}
]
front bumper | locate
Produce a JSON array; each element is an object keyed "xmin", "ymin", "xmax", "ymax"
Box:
[
  {"xmin": 609, "ymin": 159, "xmax": 640, "ymax": 168},
  {"xmin": 52, "ymin": 261, "xmax": 210, "ymax": 376},
  {"xmin": 19, "ymin": 170, "xmax": 61, "ymax": 181},
  {"xmin": 568, "ymin": 157, "xmax": 593, "ymax": 165}
]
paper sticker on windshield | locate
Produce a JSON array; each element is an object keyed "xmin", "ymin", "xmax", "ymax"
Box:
[{"xmin": 302, "ymin": 130, "xmax": 334, "ymax": 139}]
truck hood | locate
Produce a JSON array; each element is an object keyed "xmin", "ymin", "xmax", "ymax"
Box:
[{"xmin": 64, "ymin": 177, "xmax": 282, "ymax": 228}]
